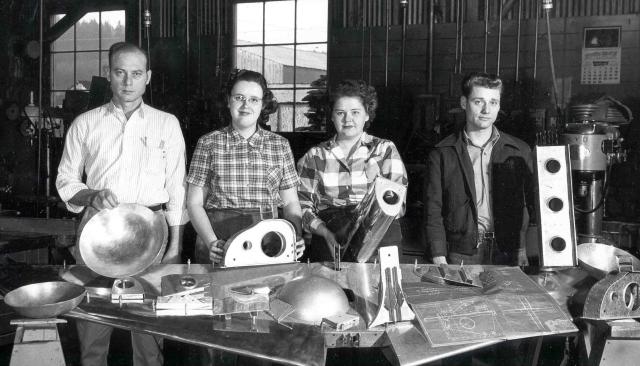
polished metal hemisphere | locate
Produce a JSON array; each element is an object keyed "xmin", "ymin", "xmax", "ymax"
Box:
[
  {"xmin": 79, "ymin": 203, "xmax": 168, "ymax": 278},
  {"xmin": 277, "ymin": 275, "xmax": 349, "ymax": 324},
  {"xmin": 4, "ymin": 281, "xmax": 86, "ymax": 318}
]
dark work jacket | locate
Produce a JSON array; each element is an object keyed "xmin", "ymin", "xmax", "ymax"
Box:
[{"xmin": 425, "ymin": 128, "xmax": 534, "ymax": 256}]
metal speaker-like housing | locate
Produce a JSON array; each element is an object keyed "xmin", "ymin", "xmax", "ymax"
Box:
[
  {"xmin": 276, "ymin": 275, "xmax": 349, "ymax": 324},
  {"xmin": 79, "ymin": 204, "xmax": 168, "ymax": 278},
  {"xmin": 534, "ymin": 145, "xmax": 578, "ymax": 267}
]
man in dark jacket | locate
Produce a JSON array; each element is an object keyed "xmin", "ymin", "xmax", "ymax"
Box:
[{"xmin": 426, "ymin": 72, "xmax": 533, "ymax": 266}]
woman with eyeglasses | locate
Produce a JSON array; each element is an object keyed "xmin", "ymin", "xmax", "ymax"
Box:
[
  {"xmin": 297, "ymin": 79, "xmax": 408, "ymax": 262},
  {"xmin": 186, "ymin": 69, "xmax": 305, "ymax": 266}
]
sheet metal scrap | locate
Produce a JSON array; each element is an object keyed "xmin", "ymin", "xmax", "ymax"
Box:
[
  {"xmin": 414, "ymin": 263, "xmax": 482, "ymax": 288},
  {"xmin": 583, "ymin": 271, "xmax": 640, "ymax": 320}
]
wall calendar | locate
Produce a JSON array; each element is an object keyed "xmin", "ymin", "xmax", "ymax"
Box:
[{"xmin": 581, "ymin": 27, "xmax": 621, "ymax": 85}]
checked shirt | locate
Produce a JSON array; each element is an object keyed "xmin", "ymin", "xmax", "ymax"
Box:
[
  {"xmin": 297, "ymin": 132, "xmax": 407, "ymax": 232},
  {"xmin": 187, "ymin": 125, "xmax": 299, "ymax": 210}
]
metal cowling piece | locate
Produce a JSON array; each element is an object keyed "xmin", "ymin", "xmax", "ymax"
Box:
[
  {"xmin": 4, "ymin": 281, "xmax": 86, "ymax": 318},
  {"xmin": 583, "ymin": 271, "xmax": 640, "ymax": 320},
  {"xmin": 342, "ymin": 176, "xmax": 406, "ymax": 263},
  {"xmin": 276, "ymin": 275, "xmax": 349, "ymax": 325},
  {"xmin": 222, "ymin": 219, "xmax": 297, "ymax": 268}
]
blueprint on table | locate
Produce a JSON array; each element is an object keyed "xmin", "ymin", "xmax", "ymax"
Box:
[{"xmin": 406, "ymin": 266, "xmax": 576, "ymax": 347}]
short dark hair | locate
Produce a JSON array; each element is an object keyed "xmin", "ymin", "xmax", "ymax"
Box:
[
  {"xmin": 225, "ymin": 69, "xmax": 278, "ymax": 124},
  {"xmin": 461, "ymin": 72, "xmax": 502, "ymax": 98},
  {"xmin": 108, "ymin": 42, "xmax": 149, "ymax": 70},
  {"xmin": 328, "ymin": 79, "xmax": 378, "ymax": 128}
]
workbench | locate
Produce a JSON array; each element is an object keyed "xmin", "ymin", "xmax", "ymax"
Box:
[{"xmin": 0, "ymin": 262, "xmax": 579, "ymax": 366}]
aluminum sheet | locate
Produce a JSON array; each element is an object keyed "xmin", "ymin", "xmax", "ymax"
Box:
[{"xmin": 0, "ymin": 263, "xmax": 580, "ymax": 366}]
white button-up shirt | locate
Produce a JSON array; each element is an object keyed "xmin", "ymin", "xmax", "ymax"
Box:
[{"xmin": 56, "ymin": 101, "xmax": 188, "ymax": 226}]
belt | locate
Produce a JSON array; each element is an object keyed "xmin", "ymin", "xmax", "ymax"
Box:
[
  {"xmin": 147, "ymin": 204, "xmax": 164, "ymax": 212},
  {"xmin": 206, "ymin": 207, "xmax": 278, "ymax": 218},
  {"xmin": 476, "ymin": 231, "xmax": 495, "ymax": 248}
]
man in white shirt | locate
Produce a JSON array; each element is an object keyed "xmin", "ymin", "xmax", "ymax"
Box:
[{"xmin": 56, "ymin": 42, "xmax": 187, "ymax": 366}]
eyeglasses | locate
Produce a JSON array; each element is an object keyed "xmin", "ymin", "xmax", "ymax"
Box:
[{"xmin": 230, "ymin": 94, "xmax": 262, "ymax": 106}]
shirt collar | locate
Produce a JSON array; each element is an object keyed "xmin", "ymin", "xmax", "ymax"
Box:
[
  {"xmin": 462, "ymin": 126, "xmax": 500, "ymax": 148},
  {"xmin": 225, "ymin": 125, "xmax": 265, "ymax": 149},
  {"xmin": 105, "ymin": 100, "xmax": 146, "ymax": 120},
  {"xmin": 323, "ymin": 132, "xmax": 375, "ymax": 150}
]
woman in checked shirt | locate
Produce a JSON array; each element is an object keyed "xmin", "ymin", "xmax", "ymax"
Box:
[
  {"xmin": 297, "ymin": 79, "xmax": 408, "ymax": 262},
  {"xmin": 186, "ymin": 69, "xmax": 305, "ymax": 265}
]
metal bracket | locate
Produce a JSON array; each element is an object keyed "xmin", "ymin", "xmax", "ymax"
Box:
[
  {"xmin": 111, "ymin": 277, "xmax": 145, "ymax": 305},
  {"xmin": 369, "ymin": 246, "xmax": 415, "ymax": 328},
  {"xmin": 617, "ymin": 255, "xmax": 638, "ymax": 273}
]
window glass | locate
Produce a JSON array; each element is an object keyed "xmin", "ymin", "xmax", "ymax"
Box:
[
  {"xmin": 50, "ymin": 10, "xmax": 125, "ymax": 107},
  {"xmin": 101, "ymin": 11, "xmax": 126, "ymax": 49},
  {"xmin": 264, "ymin": 1, "xmax": 294, "ymax": 44},
  {"xmin": 296, "ymin": 0, "xmax": 327, "ymax": 43},
  {"xmin": 233, "ymin": 1, "xmax": 327, "ymax": 132},
  {"xmin": 236, "ymin": 2, "xmax": 264, "ymax": 45},
  {"xmin": 51, "ymin": 15, "xmax": 74, "ymax": 52},
  {"xmin": 235, "ymin": 46, "xmax": 263, "ymax": 73},
  {"xmin": 52, "ymin": 53, "xmax": 74, "ymax": 90},
  {"xmin": 295, "ymin": 44, "xmax": 326, "ymax": 87},
  {"xmin": 264, "ymin": 45, "xmax": 294, "ymax": 86},
  {"xmin": 76, "ymin": 52, "xmax": 100, "ymax": 89},
  {"xmin": 76, "ymin": 13, "xmax": 100, "ymax": 51}
]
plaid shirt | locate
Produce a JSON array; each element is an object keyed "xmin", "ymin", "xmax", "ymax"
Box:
[
  {"xmin": 297, "ymin": 132, "xmax": 407, "ymax": 232},
  {"xmin": 187, "ymin": 126, "xmax": 299, "ymax": 209}
]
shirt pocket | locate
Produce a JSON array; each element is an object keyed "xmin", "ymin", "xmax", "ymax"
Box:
[{"xmin": 142, "ymin": 145, "xmax": 167, "ymax": 176}]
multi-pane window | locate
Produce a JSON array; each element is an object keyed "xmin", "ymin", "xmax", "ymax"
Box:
[
  {"xmin": 50, "ymin": 11, "xmax": 126, "ymax": 107},
  {"xmin": 233, "ymin": 0, "xmax": 328, "ymax": 132}
]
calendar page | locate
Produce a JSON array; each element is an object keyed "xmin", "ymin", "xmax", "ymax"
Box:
[{"xmin": 581, "ymin": 27, "xmax": 621, "ymax": 85}]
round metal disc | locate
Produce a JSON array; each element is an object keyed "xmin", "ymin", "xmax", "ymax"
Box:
[{"xmin": 79, "ymin": 204, "xmax": 167, "ymax": 278}]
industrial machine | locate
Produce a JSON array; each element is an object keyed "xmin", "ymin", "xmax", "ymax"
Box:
[{"xmin": 560, "ymin": 106, "xmax": 626, "ymax": 243}]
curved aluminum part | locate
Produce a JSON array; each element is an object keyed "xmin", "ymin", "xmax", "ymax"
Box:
[
  {"xmin": 4, "ymin": 281, "xmax": 86, "ymax": 318},
  {"xmin": 577, "ymin": 243, "xmax": 640, "ymax": 279},
  {"xmin": 370, "ymin": 246, "xmax": 415, "ymax": 328},
  {"xmin": 276, "ymin": 275, "xmax": 349, "ymax": 324},
  {"xmin": 344, "ymin": 176, "xmax": 406, "ymax": 263},
  {"xmin": 583, "ymin": 271, "xmax": 640, "ymax": 320},
  {"xmin": 79, "ymin": 203, "xmax": 168, "ymax": 278},
  {"xmin": 222, "ymin": 219, "xmax": 296, "ymax": 268}
]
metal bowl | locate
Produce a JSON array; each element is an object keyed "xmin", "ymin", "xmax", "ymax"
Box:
[
  {"xmin": 577, "ymin": 242, "xmax": 640, "ymax": 279},
  {"xmin": 79, "ymin": 204, "xmax": 168, "ymax": 278},
  {"xmin": 4, "ymin": 281, "xmax": 86, "ymax": 318},
  {"xmin": 277, "ymin": 275, "xmax": 349, "ymax": 324}
]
